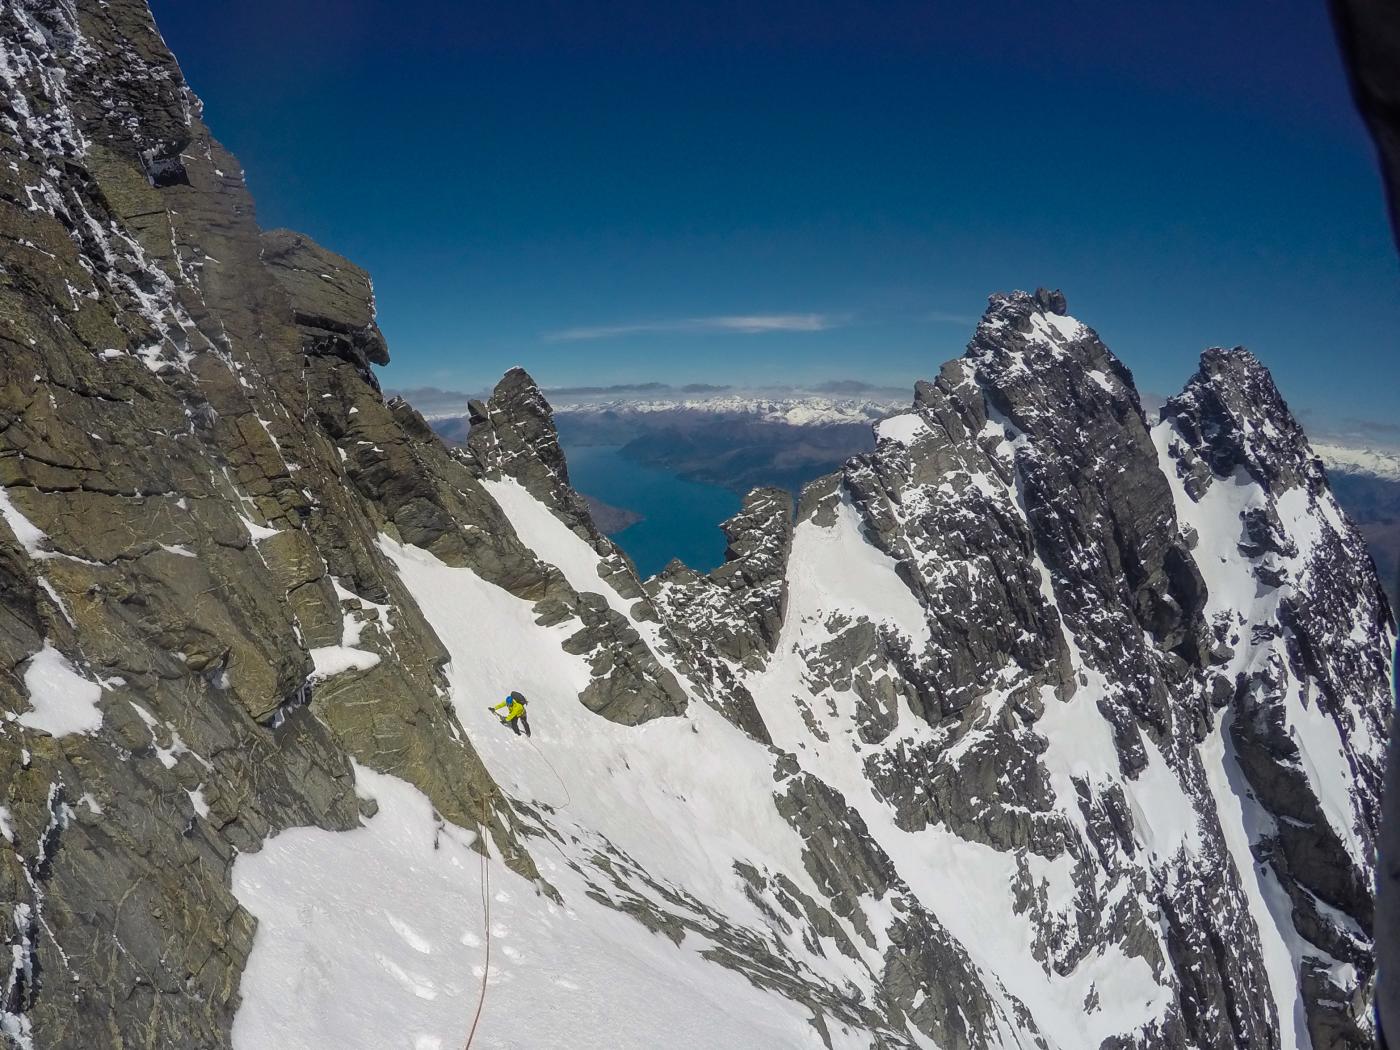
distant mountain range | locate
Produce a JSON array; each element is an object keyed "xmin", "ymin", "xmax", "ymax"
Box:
[
  {"xmin": 1314, "ymin": 441, "xmax": 1400, "ymax": 481},
  {"xmin": 425, "ymin": 391, "xmax": 1400, "ymax": 605},
  {"xmin": 556, "ymin": 393, "xmax": 907, "ymax": 426}
]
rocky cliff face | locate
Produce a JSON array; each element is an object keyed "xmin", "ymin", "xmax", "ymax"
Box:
[
  {"xmin": 0, "ymin": 3, "xmax": 554, "ymax": 1045},
  {"xmin": 0, "ymin": 5, "xmax": 1391, "ymax": 1050}
]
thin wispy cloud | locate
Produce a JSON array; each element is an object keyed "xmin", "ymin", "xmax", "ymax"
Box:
[
  {"xmin": 923, "ymin": 310, "xmax": 977, "ymax": 326},
  {"xmin": 545, "ymin": 313, "xmax": 840, "ymax": 341}
]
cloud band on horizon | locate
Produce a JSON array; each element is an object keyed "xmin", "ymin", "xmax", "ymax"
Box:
[{"xmin": 545, "ymin": 313, "xmax": 840, "ymax": 341}]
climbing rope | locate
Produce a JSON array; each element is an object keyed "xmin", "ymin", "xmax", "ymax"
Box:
[
  {"xmin": 463, "ymin": 794, "xmax": 492, "ymax": 1050},
  {"xmin": 461, "ymin": 724, "xmax": 568, "ymax": 1049},
  {"xmin": 524, "ymin": 737, "xmax": 572, "ymax": 810}
]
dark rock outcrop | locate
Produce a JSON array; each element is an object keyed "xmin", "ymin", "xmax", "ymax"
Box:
[
  {"xmin": 260, "ymin": 228, "xmax": 389, "ymax": 386},
  {"xmin": 647, "ymin": 487, "xmax": 794, "ymax": 670}
]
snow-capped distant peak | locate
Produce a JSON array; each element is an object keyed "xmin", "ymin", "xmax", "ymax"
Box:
[
  {"xmin": 1314, "ymin": 441, "xmax": 1400, "ymax": 481},
  {"xmin": 554, "ymin": 394, "xmax": 908, "ymax": 427}
]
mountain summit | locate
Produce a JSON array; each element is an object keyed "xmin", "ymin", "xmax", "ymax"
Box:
[{"xmin": 0, "ymin": 5, "xmax": 1391, "ymax": 1050}]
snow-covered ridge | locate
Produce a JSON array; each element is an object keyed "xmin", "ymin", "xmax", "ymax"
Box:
[{"xmin": 218, "ymin": 295, "xmax": 1396, "ymax": 1050}]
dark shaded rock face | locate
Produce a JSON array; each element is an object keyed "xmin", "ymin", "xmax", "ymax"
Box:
[
  {"xmin": 464, "ymin": 368, "xmax": 593, "ymax": 537},
  {"xmin": 0, "ymin": 5, "xmax": 1390, "ymax": 1050},
  {"xmin": 1163, "ymin": 350, "xmax": 1393, "ymax": 1047},
  {"xmin": 713, "ymin": 487, "xmax": 794, "ymax": 653},
  {"xmin": 1328, "ymin": 2, "xmax": 1400, "ymax": 1043}
]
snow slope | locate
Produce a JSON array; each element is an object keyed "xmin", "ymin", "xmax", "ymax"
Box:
[
  {"xmin": 233, "ymin": 766, "xmax": 849, "ymax": 1050},
  {"xmin": 370, "ymin": 530, "xmax": 888, "ymax": 1046},
  {"xmin": 747, "ymin": 495, "xmax": 1175, "ymax": 1048}
]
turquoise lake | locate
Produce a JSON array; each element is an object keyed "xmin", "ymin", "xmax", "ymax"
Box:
[{"xmin": 563, "ymin": 444, "xmax": 741, "ymax": 579}]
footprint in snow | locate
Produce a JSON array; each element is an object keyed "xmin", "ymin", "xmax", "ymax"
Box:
[
  {"xmin": 375, "ymin": 953, "xmax": 438, "ymax": 1000},
  {"xmin": 459, "ymin": 930, "xmax": 482, "ymax": 948},
  {"xmin": 501, "ymin": 945, "xmax": 523, "ymax": 962},
  {"xmin": 386, "ymin": 913, "xmax": 433, "ymax": 954},
  {"xmin": 296, "ymin": 900, "xmax": 325, "ymax": 927},
  {"xmin": 489, "ymin": 923, "xmax": 509, "ymax": 938},
  {"xmin": 413, "ymin": 1038, "xmax": 443, "ymax": 1050}
]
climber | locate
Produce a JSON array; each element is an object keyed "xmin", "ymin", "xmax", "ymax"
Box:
[{"xmin": 489, "ymin": 691, "xmax": 531, "ymax": 737}]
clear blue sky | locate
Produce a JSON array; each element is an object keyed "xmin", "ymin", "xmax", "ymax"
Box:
[{"xmin": 149, "ymin": 1, "xmax": 1399, "ymax": 425}]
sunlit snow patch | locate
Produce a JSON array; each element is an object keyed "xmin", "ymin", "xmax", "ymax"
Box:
[
  {"xmin": 875, "ymin": 412, "xmax": 931, "ymax": 447},
  {"xmin": 308, "ymin": 645, "xmax": 381, "ymax": 681},
  {"xmin": 17, "ymin": 643, "xmax": 102, "ymax": 736},
  {"xmin": 0, "ymin": 487, "xmax": 51, "ymax": 558}
]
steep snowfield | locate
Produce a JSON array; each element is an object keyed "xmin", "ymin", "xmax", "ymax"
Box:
[
  {"xmin": 483, "ymin": 479, "xmax": 640, "ymax": 622},
  {"xmin": 748, "ymin": 489, "xmax": 1177, "ymax": 1048},
  {"xmin": 232, "ymin": 766, "xmax": 845, "ymax": 1050},
  {"xmin": 233, "ymin": 512, "xmax": 892, "ymax": 1048},
  {"xmin": 1151, "ymin": 417, "xmax": 1384, "ymax": 1049},
  {"xmin": 367, "ymin": 526, "xmax": 881, "ymax": 1046}
]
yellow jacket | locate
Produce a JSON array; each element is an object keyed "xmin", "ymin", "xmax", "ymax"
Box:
[{"xmin": 493, "ymin": 697, "xmax": 526, "ymax": 721}]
